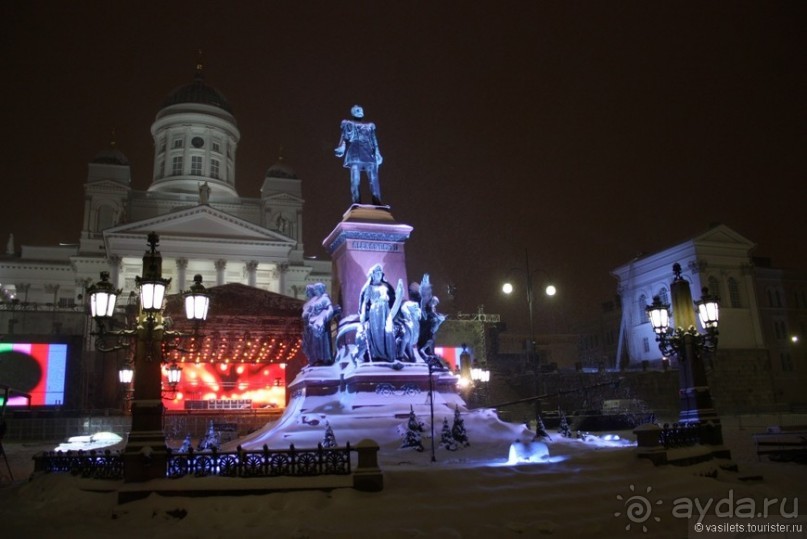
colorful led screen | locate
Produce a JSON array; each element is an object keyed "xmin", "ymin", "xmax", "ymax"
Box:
[{"xmin": 0, "ymin": 342, "xmax": 67, "ymax": 406}]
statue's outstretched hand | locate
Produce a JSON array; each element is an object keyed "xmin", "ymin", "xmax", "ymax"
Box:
[
  {"xmin": 334, "ymin": 143, "xmax": 345, "ymax": 157},
  {"xmin": 376, "ymin": 153, "xmax": 383, "ymax": 165}
]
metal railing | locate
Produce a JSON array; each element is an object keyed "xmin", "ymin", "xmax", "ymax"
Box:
[{"xmin": 32, "ymin": 443, "xmax": 353, "ymax": 480}]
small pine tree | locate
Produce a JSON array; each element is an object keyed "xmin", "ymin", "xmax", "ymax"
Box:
[
  {"xmin": 407, "ymin": 405, "xmax": 424, "ymax": 432},
  {"xmin": 322, "ymin": 422, "xmax": 337, "ymax": 448},
  {"xmin": 534, "ymin": 414, "xmax": 551, "ymax": 440},
  {"xmin": 451, "ymin": 405, "xmax": 470, "ymax": 447},
  {"xmin": 558, "ymin": 412, "xmax": 572, "ymax": 438},
  {"xmin": 197, "ymin": 420, "xmax": 221, "ymax": 451},
  {"xmin": 401, "ymin": 405, "xmax": 425, "ymax": 451},
  {"xmin": 178, "ymin": 434, "xmax": 192, "ymax": 453},
  {"xmin": 439, "ymin": 417, "xmax": 458, "ymax": 451}
]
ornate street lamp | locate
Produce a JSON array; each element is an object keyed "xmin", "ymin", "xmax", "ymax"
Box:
[
  {"xmin": 645, "ymin": 263, "xmax": 725, "ymax": 450},
  {"xmin": 118, "ymin": 361, "xmax": 134, "ymax": 384},
  {"xmin": 87, "ymin": 271, "xmax": 120, "ymax": 320},
  {"xmin": 85, "ymin": 232, "xmax": 211, "ymax": 482},
  {"xmin": 184, "ymin": 274, "xmax": 211, "ymax": 322},
  {"xmin": 166, "ymin": 362, "xmax": 183, "ymax": 388}
]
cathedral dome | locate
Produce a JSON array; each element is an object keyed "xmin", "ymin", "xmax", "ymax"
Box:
[
  {"xmin": 91, "ymin": 147, "xmax": 129, "ymax": 165},
  {"xmin": 161, "ymin": 69, "xmax": 233, "ymax": 114},
  {"xmin": 265, "ymin": 159, "xmax": 297, "ymax": 179}
]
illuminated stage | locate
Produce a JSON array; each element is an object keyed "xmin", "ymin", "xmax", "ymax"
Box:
[{"xmin": 160, "ymin": 283, "xmax": 307, "ymax": 413}]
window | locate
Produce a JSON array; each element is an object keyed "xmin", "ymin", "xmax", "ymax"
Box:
[
  {"xmin": 212, "ymin": 140, "xmax": 221, "ymax": 153},
  {"xmin": 172, "ymin": 138, "xmax": 184, "ymax": 149},
  {"xmin": 658, "ymin": 287, "xmax": 669, "ymax": 306},
  {"xmin": 774, "ymin": 320, "xmax": 788, "ymax": 340},
  {"xmin": 780, "ymin": 353, "xmax": 794, "ymax": 372},
  {"xmin": 728, "ymin": 278, "xmax": 741, "ymax": 308},
  {"xmin": 708, "ymin": 276, "xmax": 720, "ymax": 299},
  {"xmin": 58, "ymin": 297, "xmax": 75, "ymax": 308},
  {"xmin": 211, "ymin": 159, "xmax": 220, "ymax": 179},
  {"xmin": 172, "ymin": 156, "xmax": 183, "ymax": 175},
  {"xmin": 191, "ymin": 156, "xmax": 203, "ymax": 175},
  {"xmin": 642, "ymin": 337, "xmax": 650, "ymax": 353},
  {"xmin": 637, "ymin": 294, "xmax": 647, "ymax": 325}
]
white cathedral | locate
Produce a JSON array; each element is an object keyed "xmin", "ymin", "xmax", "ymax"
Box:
[{"xmin": 0, "ymin": 65, "xmax": 331, "ymax": 309}]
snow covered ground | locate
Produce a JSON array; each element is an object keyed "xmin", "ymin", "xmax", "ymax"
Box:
[{"xmin": 1, "ymin": 412, "xmax": 805, "ymax": 538}]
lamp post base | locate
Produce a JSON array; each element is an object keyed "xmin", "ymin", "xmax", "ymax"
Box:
[
  {"xmin": 124, "ymin": 399, "xmax": 168, "ymax": 482},
  {"xmin": 123, "ymin": 430, "xmax": 169, "ymax": 482}
]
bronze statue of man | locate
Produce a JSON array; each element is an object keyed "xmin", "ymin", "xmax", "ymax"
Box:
[{"xmin": 335, "ymin": 105, "xmax": 383, "ymax": 206}]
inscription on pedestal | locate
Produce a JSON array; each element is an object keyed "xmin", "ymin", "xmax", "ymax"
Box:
[{"xmin": 350, "ymin": 240, "xmax": 400, "ymax": 252}]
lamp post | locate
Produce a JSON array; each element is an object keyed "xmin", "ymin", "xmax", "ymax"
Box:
[
  {"xmin": 502, "ymin": 248, "xmax": 556, "ymax": 423},
  {"xmin": 426, "ymin": 357, "xmax": 438, "ymax": 463},
  {"xmin": 87, "ymin": 232, "xmax": 210, "ymax": 482},
  {"xmin": 646, "ymin": 263, "xmax": 725, "ymax": 449}
]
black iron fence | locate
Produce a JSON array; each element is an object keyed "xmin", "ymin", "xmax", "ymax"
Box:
[
  {"xmin": 33, "ymin": 443, "xmax": 353, "ymax": 480},
  {"xmin": 658, "ymin": 421, "xmax": 723, "ymax": 448}
]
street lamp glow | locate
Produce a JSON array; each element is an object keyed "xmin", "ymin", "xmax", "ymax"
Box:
[
  {"xmin": 545, "ymin": 284, "xmax": 557, "ymax": 297},
  {"xmin": 502, "ymin": 282, "xmax": 514, "ymax": 294}
]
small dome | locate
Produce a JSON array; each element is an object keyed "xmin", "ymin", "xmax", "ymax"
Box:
[
  {"xmin": 265, "ymin": 160, "xmax": 297, "ymax": 179},
  {"xmin": 91, "ymin": 147, "xmax": 129, "ymax": 165},
  {"xmin": 161, "ymin": 69, "xmax": 233, "ymax": 114}
]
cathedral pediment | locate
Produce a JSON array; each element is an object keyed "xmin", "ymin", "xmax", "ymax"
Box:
[
  {"xmin": 102, "ymin": 205, "xmax": 295, "ymax": 260},
  {"xmin": 262, "ymin": 192, "xmax": 304, "ymax": 204}
]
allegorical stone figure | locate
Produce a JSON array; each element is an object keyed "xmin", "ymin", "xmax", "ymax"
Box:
[
  {"xmin": 334, "ymin": 105, "xmax": 383, "ymax": 206},
  {"xmin": 358, "ymin": 264, "xmax": 403, "ymax": 361},
  {"xmin": 302, "ymin": 283, "xmax": 337, "ymax": 365},
  {"xmin": 411, "ymin": 274, "xmax": 446, "ymax": 358}
]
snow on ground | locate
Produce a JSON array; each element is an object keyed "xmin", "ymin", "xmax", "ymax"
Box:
[{"xmin": 1, "ymin": 412, "xmax": 805, "ymax": 539}]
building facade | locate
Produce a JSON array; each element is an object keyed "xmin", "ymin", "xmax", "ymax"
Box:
[
  {"xmin": 0, "ymin": 66, "xmax": 330, "ymax": 412},
  {"xmin": 611, "ymin": 224, "xmax": 807, "ymax": 411},
  {"xmin": 0, "ymin": 64, "xmax": 330, "ymax": 314}
]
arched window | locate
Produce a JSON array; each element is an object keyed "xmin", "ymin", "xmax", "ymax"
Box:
[
  {"xmin": 96, "ymin": 205, "xmax": 115, "ymax": 232},
  {"xmin": 658, "ymin": 287, "xmax": 669, "ymax": 306},
  {"xmin": 708, "ymin": 276, "xmax": 720, "ymax": 299},
  {"xmin": 637, "ymin": 294, "xmax": 647, "ymax": 325},
  {"xmin": 728, "ymin": 277, "xmax": 741, "ymax": 308}
]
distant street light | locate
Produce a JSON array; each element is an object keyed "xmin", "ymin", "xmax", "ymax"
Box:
[
  {"xmin": 501, "ymin": 248, "xmax": 557, "ymax": 368},
  {"xmin": 502, "ymin": 248, "xmax": 556, "ymax": 424}
]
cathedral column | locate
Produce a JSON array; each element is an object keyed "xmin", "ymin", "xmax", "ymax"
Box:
[
  {"xmin": 108, "ymin": 256, "xmax": 122, "ymax": 289},
  {"xmin": 215, "ymin": 259, "xmax": 227, "ymax": 286},
  {"xmin": 245, "ymin": 261, "xmax": 258, "ymax": 288},
  {"xmin": 176, "ymin": 258, "xmax": 188, "ymax": 291},
  {"xmin": 44, "ymin": 284, "xmax": 60, "ymax": 306}
]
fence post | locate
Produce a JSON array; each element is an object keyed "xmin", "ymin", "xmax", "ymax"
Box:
[
  {"xmin": 633, "ymin": 423, "xmax": 666, "ymax": 465},
  {"xmin": 353, "ymin": 439, "xmax": 383, "ymax": 492}
]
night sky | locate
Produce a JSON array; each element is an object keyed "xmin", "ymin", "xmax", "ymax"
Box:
[{"xmin": 1, "ymin": 2, "xmax": 804, "ymax": 333}]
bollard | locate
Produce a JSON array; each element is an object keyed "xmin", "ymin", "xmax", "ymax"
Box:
[{"xmin": 353, "ymin": 438, "xmax": 383, "ymax": 492}]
